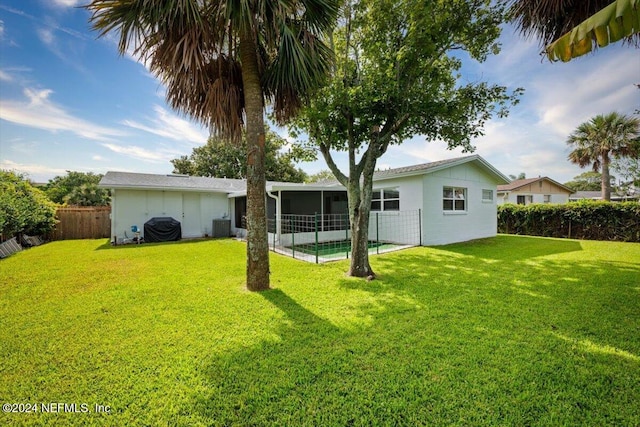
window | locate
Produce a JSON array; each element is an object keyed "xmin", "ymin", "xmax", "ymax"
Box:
[
  {"xmin": 482, "ymin": 189, "xmax": 493, "ymax": 202},
  {"xmin": 517, "ymin": 195, "xmax": 533, "ymax": 205},
  {"xmin": 443, "ymin": 187, "xmax": 466, "ymax": 211},
  {"xmin": 543, "ymin": 194, "xmax": 551, "ymax": 203},
  {"xmin": 371, "ymin": 188, "xmax": 400, "ymax": 211}
]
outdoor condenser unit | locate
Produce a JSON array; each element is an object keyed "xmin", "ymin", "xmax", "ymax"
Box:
[{"xmin": 212, "ymin": 219, "xmax": 231, "ymax": 238}]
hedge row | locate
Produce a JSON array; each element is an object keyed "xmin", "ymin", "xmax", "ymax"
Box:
[{"xmin": 497, "ymin": 201, "xmax": 640, "ymax": 242}]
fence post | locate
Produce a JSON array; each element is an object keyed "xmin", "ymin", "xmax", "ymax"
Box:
[
  {"xmin": 418, "ymin": 209, "xmax": 422, "ymax": 246},
  {"xmin": 291, "ymin": 217, "xmax": 295, "ymax": 259},
  {"xmin": 314, "ymin": 213, "xmax": 319, "ymax": 264},
  {"xmin": 345, "ymin": 214, "xmax": 349, "ymax": 259},
  {"xmin": 376, "ymin": 212, "xmax": 379, "ymax": 254}
]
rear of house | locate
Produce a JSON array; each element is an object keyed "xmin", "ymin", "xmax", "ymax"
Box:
[{"xmin": 101, "ymin": 154, "xmax": 509, "ymax": 247}]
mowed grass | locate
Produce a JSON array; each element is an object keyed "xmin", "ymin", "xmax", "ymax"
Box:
[{"xmin": 0, "ymin": 235, "xmax": 639, "ymax": 426}]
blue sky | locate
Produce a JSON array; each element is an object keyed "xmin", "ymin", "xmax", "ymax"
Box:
[{"xmin": 1, "ymin": 0, "xmax": 639, "ymax": 184}]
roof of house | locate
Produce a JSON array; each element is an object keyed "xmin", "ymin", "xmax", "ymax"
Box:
[
  {"xmin": 100, "ymin": 172, "xmax": 247, "ymax": 193},
  {"xmin": 372, "ymin": 154, "xmax": 510, "ymax": 184},
  {"xmin": 497, "ymin": 176, "xmax": 573, "ymax": 193},
  {"xmin": 100, "ymin": 154, "xmax": 509, "ymax": 194},
  {"xmin": 569, "ymin": 190, "xmax": 640, "ymax": 201}
]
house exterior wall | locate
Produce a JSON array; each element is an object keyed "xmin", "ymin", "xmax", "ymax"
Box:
[
  {"xmin": 369, "ymin": 175, "xmax": 423, "ymax": 245},
  {"xmin": 498, "ymin": 180, "xmax": 571, "ymax": 205},
  {"xmin": 421, "ymin": 163, "xmax": 499, "ymax": 245},
  {"xmin": 110, "ymin": 189, "xmax": 230, "ymax": 242}
]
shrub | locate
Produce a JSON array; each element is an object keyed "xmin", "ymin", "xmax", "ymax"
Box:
[
  {"xmin": 0, "ymin": 171, "xmax": 58, "ymax": 240},
  {"xmin": 498, "ymin": 201, "xmax": 640, "ymax": 242}
]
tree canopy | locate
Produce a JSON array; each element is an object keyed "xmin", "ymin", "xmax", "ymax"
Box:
[
  {"xmin": 0, "ymin": 170, "xmax": 57, "ymax": 239},
  {"xmin": 292, "ymin": 0, "xmax": 521, "ymax": 277},
  {"xmin": 171, "ymin": 131, "xmax": 310, "ymax": 183},
  {"xmin": 43, "ymin": 171, "xmax": 110, "ymax": 206},
  {"xmin": 564, "ymin": 171, "xmax": 609, "ymax": 191}
]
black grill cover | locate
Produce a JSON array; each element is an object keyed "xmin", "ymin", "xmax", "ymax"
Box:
[{"xmin": 144, "ymin": 217, "xmax": 181, "ymax": 242}]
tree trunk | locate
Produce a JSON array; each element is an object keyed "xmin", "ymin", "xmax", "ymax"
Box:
[
  {"xmin": 602, "ymin": 152, "xmax": 611, "ymax": 201},
  {"xmin": 346, "ymin": 161, "xmax": 376, "ymax": 277},
  {"xmin": 240, "ymin": 31, "xmax": 270, "ymax": 291},
  {"xmin": 347, "ymin": 187, "xmax": 374, "ymax": 277}
]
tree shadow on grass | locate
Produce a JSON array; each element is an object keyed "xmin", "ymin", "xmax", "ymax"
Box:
[{"xmin": 186, "ymin": 240, "xmax": 640, "ymax": 426}]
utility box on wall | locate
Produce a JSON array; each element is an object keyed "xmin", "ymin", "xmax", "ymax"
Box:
[{"xmin": 212, "ymin": 219, "xmax": 231, "ymax": 238}]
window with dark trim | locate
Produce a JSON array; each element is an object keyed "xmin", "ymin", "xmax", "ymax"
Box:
[
  {"xmin": 371, "ymin": 188, "xmax": 400, "ymax": 211},
  {"xmin": 443, "ymin": 186, "xmax": 466, "ymax": 211}
]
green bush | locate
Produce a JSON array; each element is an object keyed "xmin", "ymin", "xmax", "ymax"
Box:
[
  {"xmin": 498, "ymin": 201, "xmax": 640, "ymax": 242},
  {"xmin": 0, "ymin": 170, "xmax": 58, "ymax": 239}
]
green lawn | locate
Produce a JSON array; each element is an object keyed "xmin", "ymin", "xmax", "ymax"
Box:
[{"xmin": 1, "ymin": 235, "xmax": 638, "ymax": 426}]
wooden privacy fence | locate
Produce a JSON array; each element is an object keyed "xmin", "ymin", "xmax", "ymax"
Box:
[{"xmin": 48, "ymin": 206, "xmax": 111, "ymax": 241}]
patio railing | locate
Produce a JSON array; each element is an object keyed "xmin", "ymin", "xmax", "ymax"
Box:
[{"xmin": 262, "ymin": 210, "xmax": 421, "ymax": 263}]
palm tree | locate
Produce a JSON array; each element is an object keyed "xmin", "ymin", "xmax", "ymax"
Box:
[
  {"xmin": 567, "ymin": 112, "xmax": 640, "ymax": 201},
  {"xmin": 509, "ymin": 0, "xmax": 639, "ymax": 61},
  {"xmin": 86, "ymin": 0, "xmax": 337, "ymax": 291}
]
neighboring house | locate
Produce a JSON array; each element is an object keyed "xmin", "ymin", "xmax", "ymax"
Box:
[
  {"xmin": 569, "ymin": 190, "xmax": 640, "ymax": 202},
  {"xmin": 100, "ymin": 154, "xmax": 509, "ymax": 246},
  {"xmin": 497, "ymin": 177, "xmax": 573, "ymax": 205}
]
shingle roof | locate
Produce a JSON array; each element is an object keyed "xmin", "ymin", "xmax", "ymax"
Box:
[
  {"xmin": 569, "ymin": 191, "xmax": 601, "ymax": 199},
  {"xmin": 373, "ymin": 157, "xmax": 467, "ymax": 179},
  {"xmin": 100, "ymin": 171, "xmax": 247, "ymax": 192},
  {"xmin": 100, "ymin": 154, "xmax": 509, "ymax": 193},
  {"xmin": 497, "ymin": 177, "xmax": 573, "ymax": 193},
  {"xmin": 372, "ymin": 154, "xmax": 510, "ymax": 184}
]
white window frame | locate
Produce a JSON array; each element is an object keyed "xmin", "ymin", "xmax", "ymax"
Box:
[
  {"xmin": 482, "ymin": 189, "xmax": 494, "ymax": 203},
  {"xmin": 443, "ymin": 186, "xmax": 467, "ymax": 212},
  {"xmin": 371, "ymin": 188, "xmax": 400, "ymax": 211}
]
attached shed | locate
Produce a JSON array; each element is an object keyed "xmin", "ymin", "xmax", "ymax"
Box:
[{"xmin": 100, "ymin": 172, "xmax": 245, "ymax": 243}]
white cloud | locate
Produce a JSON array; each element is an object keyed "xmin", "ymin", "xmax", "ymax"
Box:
[
  {"xmin": 101, "ymin": 142, "xmax": 182, "ymax": 164},
  {"xmin": 0, "ymin": 87, "xmax": 126, "ymax": 141},
  {"xmin": 0, "ymin": 69, "xmax": 12, "ymax": 81},
  {"xmin": 51, "ymin": 0, "xmax": 82, "ymax": 7},
  {"xmin": 122, "ymin": 105, "xmax": 208, "ymax": 145},
  {"xmin": 0, "ymin": 159, "xmax": 67, "ymax": 178},
  {"xmin": 92, "ymin": 155, "xmax": 107, "ymax": 161},
  {"xmin": 37, "ymin": 27, "xmax": 54, "ymax": 46}
]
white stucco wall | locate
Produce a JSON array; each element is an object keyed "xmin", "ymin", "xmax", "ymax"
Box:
[
  {"xmin": 110, "ymin": 189, "xmax": 231, "ymax": 242},
  {"xmin": 366, "ymin": 176, "xmax": 423, "ymax": 245},
  {"xmin": 421, "ymin": 163, "xmax": 499, "ymax": 245},
  {"xmin": 498, "ymin": 192, "xmax": 569, "ymax": 205}
]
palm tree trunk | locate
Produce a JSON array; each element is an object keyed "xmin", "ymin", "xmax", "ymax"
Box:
[
  {"xmin": 602, "ymin": 152, "xmax": 611, "ymax": 201},
  {"xmin": 240, "ymin": 31, "xmax": 270, "ymax": 291}
]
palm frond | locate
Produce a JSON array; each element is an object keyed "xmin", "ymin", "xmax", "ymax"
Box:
[{"xmin": 546, "ymin": 0, "xmax": 640, "ymax": 61}]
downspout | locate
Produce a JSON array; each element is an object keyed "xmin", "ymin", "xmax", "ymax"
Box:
[{"xmin": 267, "ymin": 190, "xmax": 281, "ymax": 244}]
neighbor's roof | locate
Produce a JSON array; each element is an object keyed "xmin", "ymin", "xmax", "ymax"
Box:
[
  {"xmin": 569, "ymin": 191, "xmax": 601, "ymax": 199},
  {"xmin": 372, "ymin": 154, "xmax": 510, "ymax": 184},
  {"xmin": 100, "ymin": 171, "xmax": 247, "ymax": 193},
  {"xmin": 497, "ymin": 177, "xmax": 573, "ymax": 193}
]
